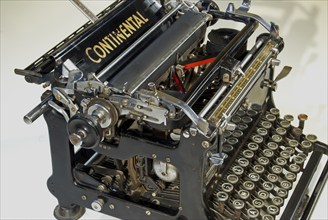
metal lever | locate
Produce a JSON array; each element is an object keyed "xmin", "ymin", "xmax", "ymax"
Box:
[{"xmin": 69, "ymin": 0, "xmax": 98, "ymax": 23}]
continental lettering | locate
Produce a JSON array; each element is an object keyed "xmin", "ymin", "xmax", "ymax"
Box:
[{"xmin": 86, "ymin": 11, "xmax": 149, "ymax": 63}]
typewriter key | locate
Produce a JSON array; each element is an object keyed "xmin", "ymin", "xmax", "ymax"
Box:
[
  {"xmin": 242, "ymin": 116, "xmax": 253, "ymax": 124},
  {"xmin": 288, "ymin": 163, "xmax": 301, "ymax": 173},
  {"xmin": 288, "ymin": 139, "xmax": 299, "ymax": 148},
  {"xmin": 260, "ymin": 121, "xmax": 272, "ymax": 130},
  {"xmin": 266, "ymin": 142, "xmax": 279, "ymax": 151},
  {"xmin": 246, "ymin": 109, "xmax": 258, "ymax": 117},
  {"xmin": 266, "ymin": 204, "xmax": 280, "ymax": 216},
  {"xmin": 261, "ymin": 181, "xmax": 274, "ymax": 192},
  {"xmin": 252, "ymin": 198, "xmax": 264, "ymax": 209},
  {"xmin": 238, "ymin": 189, "xmax": 250, "ymax": 200},
  {"xmin": 262, "ymin": 214, "xmax": 275, "ymax": 220},
  {"xmin": 297, "ymin": 153, "xmax": 308, "ymax": 160},
  {"xmin": 272, "ymin": 134, "xmax": 283, "ymax": 144},
  {"xmin": 237, "ymin": 123, "xmax": 248, "ymax": 131},
  {"xmin": 280, "ymin": 150, "xmax": 291, "ymax": 160},
  {"xmin": 284, "ymin": 147, "xmax": 295, "ymax": 155},
  {"xmin": 232, "ymin": 199, "xmax": 245, "ymax": 219},
  {"xmin": 257, "ymin": 157, "xmax": 270, "ymax": 166},
  {"xmin": 293, "ymin": 156, "xmax": 305, "ymax": 170},
  {"xmin": 248, "ymin": 172, "xmax": 260, "ymax": 182},
  {"xmin": 232, "ymin": 130, "xmax": 243, "ymax": 138},
  {"xmin": 247, "ymin": 207, "xmax": 259, "ymax": 219},
  {"xmin": 305, "ymin": 134, "xmax": 317, "ymax": 143},
  {"xmin": 253, "ymin": 164, "xmax": 265, "ymax": 174},
  {"xmin": 227, "ymin": 137, "xmax": 239, "ymax": 146},
  {"xmin": 232, "ymin": 165, "xmax": 244, "ymax": 176},
  {"xmin": 265, "ymin": 113, "xmax": 276, "ymax": 123},
  {"xmin": 262, "ymin": 149, "xmax": 274, "ymax": 158},
  {"xmin": 271, "ymin": 196, "xmax": 284, "ymax": 207},
  {"xmin": 242, "ymin": 149, "xmax": 255, "ymax": 159},
  {"xmin": 247, "ymin": 142, "xmax": 259, "ymax": 151},
  {"xmin": 222, "ymin": 182, "xmax": 234, "ymax": 194},
  {"xmin": 223, "ymin": 130, "xmax": 232, "ymax": 138},
  {"xmin": 222, "ymin": 144, "xmax": 234, "ymax": 154},
  {"xmin": 250, "ymin": 103, "xmax": 262, "ymax": 112},
  {"xmin": 283, "ymin": 114, "xmax": 294, "ymax": 122},
  {"xmin": 280, "ymin": 180, "xmax": 292, "ymax": 190},
  {"xmin": 275, "ymin": 157, "xmax": 287, "ymax": 166},
  {"xmin": 243, "ymin": 181, "xmax": 255, "ymax": 191},
  {"xmin": 226, "ymin": 174, "xmax": 239, "ymax": 185},
  {"xmin": 251, "ymin": 134, "xmax": 264, "ymax": 144},
  {"xmin": 300, "ymin": 140, "xmax": 313, "ymax": 153},
  {"xmin": 237, "ymin": 158, "xmax": 249, "ymax": 168},
  {"xmin": 266, "ymin": 173, "xmax": 279, "ymax": 183},
  {"xmin": 231, "ymin": 115, "xmax": 242, "ymax": 124},
  {"xmin": 270, "ymin": 165, "xmax": 283, "ymax": 175},
  {"xmin": 216, "ymin": 191, "xmax": 228, "ymax": 213},
  {"xmin": 236, "ymin": 109, "xmax": 246, "ymax": 117},
  {"xmin": 275, "ymin": 127, "xmax": 287, "ymax": 137},
  {"xmin": 269, "ymin": 108, "xmax": 280, "ymax": 116},
  {"xmin": 280, "ymin": 120, "xmax": 291, "ymax": 129},
  {"xmin": 285, "ymin": 172, "xmax": 297, "ymax": 182},
  {"xmin": 256, "ymin": 127, "xmax": 268, "ymax": 137},
  {"xmin": 257, "ymin": 190, "xmax": 270, "ymax": 200},
  {"xmin": 274, "ymin": 188, "xmax": 289, "ymax": 199}
]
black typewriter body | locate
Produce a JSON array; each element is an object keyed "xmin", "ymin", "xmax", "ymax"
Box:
[{"xmin": 16, "ymin": 1, "xmax": 327, "ymax": 220}]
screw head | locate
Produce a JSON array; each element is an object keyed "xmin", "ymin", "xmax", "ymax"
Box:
[
  {"xmin": 182, "ymin": 130, "xmax": 190, "ymax": 138},
  {"xmin": 81, "ymin": 195, "xmax": 87, "ymax": 201},
  {"xmin": 145, "ymin": 210, "xmax": 151, "ymax": 215},
  {"xmin": 202, "ymin": 141, "xmax": 210, "ymax": 149},
  {"xmin": 152, "ymin": 154, "xmax": 157, "ymax": 159},
  {"xmin": 109, "ymin": 204, "xmax": 115, "ymax": 209}
]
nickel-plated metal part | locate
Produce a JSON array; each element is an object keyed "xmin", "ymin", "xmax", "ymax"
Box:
[
  {"xmin": 23, "ymin": 93, "xmax": 52, "ymax": 124},
  {"xmin": 153, "ymin": 160, "xmax": 179, "ymax": 182}
]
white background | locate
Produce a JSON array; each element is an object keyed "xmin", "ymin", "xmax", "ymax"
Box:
[{"xmin": 1, "ymin": 0, "xmax": 327, "ymax": 219}]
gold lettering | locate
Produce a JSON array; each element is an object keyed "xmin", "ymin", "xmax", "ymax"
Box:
[
  {"xmin": 93, "ymin": 45, "xmax": 106, "ymax": 58},
  {"xmin": 112, "ymin": 30, "xmax": 126, "ymax": 43},
  {"xmin": 127, "ymin": 16, "xmax": 139, "ymax": 28},
  {"xmin": 122, "ymin": 20, "xmax": 137, "ymax": 34},
  {"xmin": 85, "ymin": 47, "xmax": 101, "ymax": 63},
  {"xmin": 119, "ymin": 24, "xmax": 131, "ymax": 38},
  {"xmin": 99, "ymin": 37, "xmax": 114, "ymax": 54},
  {"xmin": 109, "ymin": 33, "xmax": 121, "ymax": 45},
  {"xmin": 133, "ymin": 14, "xmax": 145, "ymax": 28},
  {"xmin": 136, "ymin": 11, "xmax": 149, "ymax": 23}
]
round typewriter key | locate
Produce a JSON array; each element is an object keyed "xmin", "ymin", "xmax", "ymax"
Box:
[
  {"xmin": 280, "ymin": 120, "xmax": 291, "ymax": 129},
  {"xmin": 275, "ymin": 127, "xmax": 287, "ymax": 136},
  {"xmin": 257, "ymin": 157, "xmax": 269, "ymax": 166},
  {"xmin": 266, "ymin": 173, "xmax": 279, "ymax": 183},
  {"xmin": 233, "ymin": 199, "xmax": 245, "ymax": 209},
  {"xmin": 242, "ymin": 149, "xmax": 254, "ymax": 159},
  {"xmin": 222, "ymin": 182, "xmax": 234, "ymax": 193},
  {"xmin": 280, "ymin": 150, "xmax": 291, "ymax": 160},
  {"xmin": 285, "ymin": 172, "xmax": 297, "ymax": 182},
  {"xmin": 271, "ymin": 165, "xmax": 283, "ymax": 175},
  {"xmin": 248, "ymin": 172, "xmax": 260, "ymax": 182},
  {"xmin": 305, "ymin": 134, "xmax": 317, "ymax": 143},
  {"xmin": 267, "ymin": 142, "xmax": 279, "ymax": 151},
  {"xmin": 238, "ymin": 189, "xmax": 250, "ymax": 200},
  {"xmin": 226, "ymin": 174, "xmax": 239, "ymax": 185},
  {"xmin": 237, "ymin": 158, "xmax": 249, "ymax": 168},
  {"xmin": 260, "ymin": 121, "xmax": 272, "ymax": 130},
  {"xmin": 300, "ymin": 140, "xmax": 313, "ymax": 153},
  {"xmin": 232, "ymin": 165, "xmax": 244, "ymax": 176},
  {"xmin": 242, "ymin": 116, "xmax": 253, "ymax": 124},
  {"xmin": 246, "ymin": 109, "xmax": 258, "ymax": 117},
  {"xmin": 251, "ymin": 103, "xmax": 262, "ymax": 112},
  {"xmin": 236, "ymin": 109, "xmax": 246, "ymax": 117},
  {"xmin": 247, "ymin": 207, "xmax": 259, "ymax": 219},
  {"xmin": 275, "ymin": 188, "xmax": 288, "ymax": 199},
  {"xmin": 222, "ymin": 144, "xmax": 234, "ymax": 154},
  {"xmin": 262, "ymin": 181, "xmax": 274, "ymax": 192},
  {"xmin": 272, "ymin": 134, "xmax": 283, "ymax": 143},
  {"xmin": 283, "ymin": 114, "xmax": 294, "ymax": 122},
  {"xmin": 280, "ymin": 180, "xmax": 292, "ymax": 190},
  {"xmin": 251, "ymin": 134, "xmax": 263, "ymax": 144},
  {"xmin": 272, "ymin": 196, "xmax": 284, "ymax": 207},
  {"xmin": 265, "ymin": 113, "xmax": 276, "ymax": 122},
  {"xmin": 227, "ymin": 137, "xmax": 239, "ymax": 146},
  {"xmin": 258, "ymin": 190, "xmax": 270, "ymax": 200},
  {"xmin": 262, "ymin": 214, "xmax": 275, "ymax": 220},
  {"xmin": 243, "ymin": 181, "xmax": 255, "ymax": 191},
  {"xmin": 216, "ymin": 191, "xmax": 228, "ymax": 202},
  {"xmin": 288, "ymin": 139, "xmax": 299, "ymax": 148},
  {"xmin": 252, "ymin": 198, "xmax": 264, "ymax": 209},
  {"xmin": 256, "ymin": 127, "xmax": 268, "ymax": 137},
  {"xmin": 247, "ymin": 142, "xmax": 259, "ymax": 151},
  {"xmin": 275, "ymin": 157, "xmax": 287, "ymax": 166},
  {"xmin": 237, "ymin": 123, "xmax": 248, "ymax": 131},
  {"xmin": 231, "ymin": 115, "xmax": 242, "ymax": 124},
  {"xmin": 253, "ymin": 164, "xmax": 265, "ymax": 174},
  {"xmin": 232, "ymin": 130, "xmax": 243, "ymax": 138},
  {"xmin": 297, "ymin": 153, "xmax": 307, "ymax": 160},
  {"xmin": 223, "ymin": 130, "xmax": 232, "ymax": 138},
  {"xmin": 267, "ymin": 205, "xmax": 280, "ymax": 216},
  {"xmin": 284, "ymin": 147, "xmax": 295, "ymax": 155},
  {"xmin": 293, "ymin": 156, "xmax": 305, "ymax": 166},
  {"xmin": 270, "ymin": 108, "xmax": 280, "ymax": 116},
  {"xmin": 263, "ymin": 149, "xmax": 274, "ymax": 158},
  {"xmin": 288, "ymin": 163, "xmax": 301, "ymax": 173}
]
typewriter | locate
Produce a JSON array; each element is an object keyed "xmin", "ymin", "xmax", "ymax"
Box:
[{"xmin": 16, "ymin": 0, "xmax": 327, "ymax": 219}]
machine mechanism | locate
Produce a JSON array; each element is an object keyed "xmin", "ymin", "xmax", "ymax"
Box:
[{"xmin": 16, "ymin": 0, "xmax": 327, "ymax": 219}]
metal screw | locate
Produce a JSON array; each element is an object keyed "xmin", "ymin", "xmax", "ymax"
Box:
[
  {"xmin": 152, "ymin": 154, "xmax": 157, "ymax": 159},
  {"xmin": 189, "ymin": 128, "xmax": 198, "ymax": 136},
  {"xmin": 81, "ymin": 195, "xmax": 87, "ymax": 201},
  {"xmin": 145, "ymin": 210, "xmax": 151, "ymax": 215},
  {"xmin": 91, "ymin": 198, "xmax": 104, "ymax": 212},
  {"xmin": 202, "ymin": 141, "xmax": 210, "ymax": 149},
  {"xmin": 182, "ymin": 130, "xmax": 190, "ymax": 138},
  {"xmin": 166, "ymin": 158, "xmax": 171, "ymax": 163},
  {"xmin": 109, "ymin": 204, "xmax": 115, "ymax": 209},
  {"xmin": 98, "ymin": 184, "xmax": 106, "ymax": 192}
]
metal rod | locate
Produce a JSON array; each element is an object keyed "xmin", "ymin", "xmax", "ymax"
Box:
[
  {"xmin": 199, "ymin": 85, "xmax": 228, "ymax": 118},
  {"xmin": 24, "ymin": 94, "xmax": 52, "ymax": 124},
  {"xmin": 70, "ymin": 0, "xmax": 98, "ymax": 23}
]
